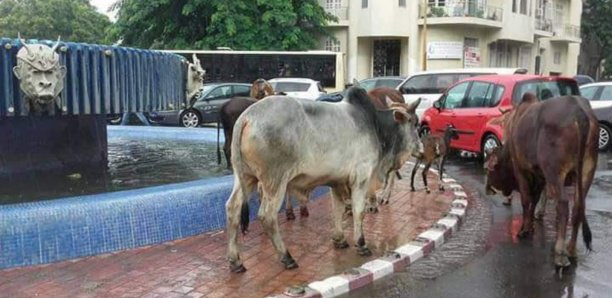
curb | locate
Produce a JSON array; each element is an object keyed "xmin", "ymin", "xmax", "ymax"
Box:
[{"xmin": 267, "ymin": 166, "xmax": 469, "ymax": 298}]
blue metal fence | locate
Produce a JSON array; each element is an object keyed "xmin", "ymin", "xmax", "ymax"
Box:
[{"xmin": 0, "ymin": 38, "xmax": 186, "ymax": 117}]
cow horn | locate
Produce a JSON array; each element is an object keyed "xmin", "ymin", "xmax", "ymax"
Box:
[
  {"xmin": 499, "ymin": 107, "xmax": 510, "ymax": 114},
  {"xmin": 192, "ymin": 53, "xmax": 199, "ymax": 64},
  {"xmin": 17, "ymin": 32, "xmax": 31, "ymax": 52},
  {"xmin": 51, "ymin": 36, "xmax": 61, "ymax": 52}
]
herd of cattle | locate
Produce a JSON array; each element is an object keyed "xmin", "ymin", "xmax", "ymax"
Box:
[{"xmin": 212, "ymin": 78, "xmax": 599, "ymax": 273}]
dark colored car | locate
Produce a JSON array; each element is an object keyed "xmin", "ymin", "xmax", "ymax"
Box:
[
  {"xmin": 574, "ymin": 74, "xmax": 595, "ymax": 86},
  {"xmin": 580, "ymin": 82, "xmax": 612, "ymax": 151},
  {"xmin": 316, "ymin": 76, "xmax": 406, "ymax": 102},
  {"xmin": 149, "ymin": 82, "xmax": 251, "ymax": 127}
]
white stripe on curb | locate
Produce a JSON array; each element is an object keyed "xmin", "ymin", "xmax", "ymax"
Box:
[
  {"xmin": 442, "ymin": 178, "xmax": 456, "ymax": 183},
  {"xmin": 360, "ymin": 259, "xmax": 394, "ymax": 280},
  {"xmin": 453, "ymin": 190, "xmax": 468, "ymax": 198},
  {"xmin": 308, "ymin": 276, "xmax": 350, "ymax": 298},
  {"xmin": 449, "ymin": 207, "xmax": 466, "ymax": 218},
  {"xmin": 417, "ymin": 229, "xmax": 445, "ymax": 248},
  {"xmin": 394, "ymin": 243, "xmax": 424, "ymax": 263},
  {"xmin": 437, "ymin": 217, "xmax": 459, "ymax": 233}
]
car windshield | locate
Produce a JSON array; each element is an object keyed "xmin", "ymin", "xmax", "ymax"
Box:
[
  {"xmin": 401, "ymin": 74, "xmax": 477, "ymax": 94},
  {"xmin": 513, "ymin": 79, "xmax": 579, "ymax": 104},
  {"xmin": 198, "ymin": 85, "xmax": 217, "ymax": 97},
  {"xmin": 271, "ymin": 82, "xmax": 310, "ymax": 92}
]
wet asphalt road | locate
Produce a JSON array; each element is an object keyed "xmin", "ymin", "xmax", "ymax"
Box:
[{"xmin": 346, "ymin": 152, "xmax": 612, "ymax": 298}]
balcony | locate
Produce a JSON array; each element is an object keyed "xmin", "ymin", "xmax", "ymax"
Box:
[
  {"xmin": 551, "ymin": 24, "xmax": 581, "ymax": 43},
  {"xmin": 325, "ymin": 6, "xmax": 349, "ymax": 26},
  {"xmin": 534, "ymin": 17, "xmax": 553, "ymax": 37},
  {"xmin": 418, "ymin": 1, "xmax": 503, "ymax": 29}
]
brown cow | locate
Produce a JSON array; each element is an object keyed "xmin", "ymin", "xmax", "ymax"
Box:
[
  {"xmin": 485, "ymin": 93, "xmax": 598, "ymax": 269},
  {"xmin": 410, "ymin": 125, "xmax": 459, "ymax": 193}
]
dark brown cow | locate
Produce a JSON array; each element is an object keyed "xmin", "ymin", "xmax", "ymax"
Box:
[
  {"xmin": 410, "ymin": 125, "xmax": 459, "ymax": 193},
  {"xmin": 485, "ymin": 93, "xmax": 599, "ymax": 269}
]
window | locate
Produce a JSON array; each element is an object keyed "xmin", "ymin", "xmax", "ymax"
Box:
[
  {"xmin": 362, "ymin": 0, "xmax": 368, "ymax": 8},
  {"xmin": 204, "ymin": 86, "xmax": 232, "ymax": 100},
  {"xmin": 233, "ymin": 85, "xmax": 251, "ymax": 97},
  {"xmin": 489, "ymin": 86, "xmax": 505, "ymax": 107},
  {"xmin": 513, "ymin": 79, "xmax": 579, "ymax": 104},
  {"xmin": 513, "ymin": 0, "xmax": 518, "ymax": 12},
  {"xmin": 429, "ymin": 0, "xmax": 445, "ymax": 6},
  {"xmin": 399, "ymin": 0, "xmax": 406, "ymax": 7},
  {"xmin": 401, "ymin": 73, "xmax": 486, "ymax": 95},
  {"xmin": 326, "ymin": 0, "xmax": 342, "ymax": 9},
  {"xmin": 359, "ymin": 79, "xmax": 377, "ymax": 91},
  {"xmin": 520, "ymin": 0, "xmax": 528, "ymax": 15},
  {"xmin": 443, "ymin": 82, "xmax": 470, "ymax": 109},
  {"xmin": 601, "ymin": 86, "xmax": 612, "ymax": 100},
  {"xmin": 270, "ymin": 82, "xmax": 311, "ymax": 92},
  {"xmin": 325, "ymin": 37, "xmax": 341, "ymax": 52},
  {"xmin": 554, "ymin": 51, "xmax": 561, "ymax": 64},
  {"xmin": 465, "ymin": 82, "xmax": 493, "ymax": 108},
  {"xmin": 580, "ymin": 86, "xmax": 599, "ymax": 100}
]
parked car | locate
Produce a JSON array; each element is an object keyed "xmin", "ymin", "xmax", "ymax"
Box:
[
  {"xmin": 574, "ymin": 74, "xmax": 595, "ymax": 86},
  {"xmin": 149, "ymin": 82, "xmax": 252, "ymax": 127},
  {"xmin": 268, "ymin": 77, "xmax": 326, "ymax": 100},
  {"xmin": 580, "ymin": 81, "xmax": 612, "ymax": 150},
  {"xmin": 397, "ymin": 68, "xmax": 528, "ymax": 118},
  {"xmin": 316, "ymin": 76, "xmax": 406, "ymax": 102},
  {"xmin": 420, "ymin": 75, "xmax": 580, "ymax": 158}
]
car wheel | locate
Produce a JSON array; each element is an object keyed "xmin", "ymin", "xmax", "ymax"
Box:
[
  {"xmin": 180, "ymin": 110, "xmax": 201, "ymax": 128},
  {"xmin": 481, "ymin": 134, "xmax": 501, "ymax": 162},
  {"xmin": 419, "ymin": 125, "xmax": 431, "ymax": 138},
  {"xmin": 599, "ymin": 123, "xmax": 611, "ymax": 151}
]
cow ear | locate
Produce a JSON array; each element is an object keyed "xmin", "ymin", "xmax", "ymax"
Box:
[
  {"xmin": 385, "ymin": 96, "xmax": 394, "ymax": 107},
  {"xmin": 393, "ymin": 110, "xmax": 407, "ymax": 123},
  {"xmin": 13, "ymin": 65, "xmax": 21, "ymax": 80}
]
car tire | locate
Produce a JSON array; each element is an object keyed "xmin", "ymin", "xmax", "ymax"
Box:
[
  {"xmin": 481, "ymin": 134, "xmax": 501, "ymax": 162},
  {"xmin": 180, "ymin": 110, "xmax": 201, "ymax": 128},
  {"xmin": 599, "ymin": 123, "xmax": 611, "ymax": 151}
]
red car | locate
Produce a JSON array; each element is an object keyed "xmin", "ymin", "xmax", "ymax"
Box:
[{"xmin": 420, "ymin": 75, "xmax": 580, "ymax": 157}]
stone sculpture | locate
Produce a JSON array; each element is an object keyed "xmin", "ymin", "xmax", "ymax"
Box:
[
  {"xmin": 186, "ymin": 53, "xmax": 205, "ymax": 107},
  {"xmin": 12, "ymin": 34, "xmax": 66, "ymax": 115}
]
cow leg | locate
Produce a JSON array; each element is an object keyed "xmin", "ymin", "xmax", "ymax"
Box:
[
  {"xmin": 226, "ymin": 175, "xmax": 255, "ymax": 273},
  {"xmin": 410, "ymin": 160, "xmax": 421, "ymax": 192},
  {"xmin": 437, "ymin": 156, "xmax": 447, "ymax": 192},
  {"xmin": 552, "ymin": 182, "xmax": 571, "ymax": 268},
  {"xmin": 534, "ymin": 191, "xmax": 547, "ymax": 220},
  {"xmin": 379, "ymin": 170, "xmax": 395, "ymax": 205},
  {"xmin": 331, "ymin": 186, "xmax": 349, "ymax": 249},
  {"xmin": 351, "ymin": 181, "xmax": 372, "ymax": 257},
  {"xmin": 285, "ymin": 194, "xmax": 296, "ymax": 221},
  {"xmin": 258, "ymin": 183, "xmax": 297, "ymax": 270},
  {"xmin": 291, "ymin": 189, "xmax": 310, "ymax": 218},
  {"xmin": 514, "ymin": 172, "xmax": 535, "ymax": 238},
  {"xmin": 365, "ymin": 193, "xmax": 379, "ymax": 213},
  {"xmin": 422, "ymin": 162, "xmax": 432, "ymax": 194}
]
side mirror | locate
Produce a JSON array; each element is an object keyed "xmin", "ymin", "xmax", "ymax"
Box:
[{"xmin": 433, "ymin": 100, "xmax": 441, "ymax": 110}]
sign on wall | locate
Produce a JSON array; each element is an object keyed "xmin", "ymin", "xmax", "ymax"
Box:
[
  {"xmin": 464, "ymin": 46, "xmax": 481, "ymax": 68},
  {"xmin": 427, "ymin": 41, "xmax": 463, "ymax": 59}
]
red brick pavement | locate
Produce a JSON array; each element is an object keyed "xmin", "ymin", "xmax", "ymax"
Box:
[{"xmin": 0, "ymin": 167, "xmax": 454, "ymax": 298}]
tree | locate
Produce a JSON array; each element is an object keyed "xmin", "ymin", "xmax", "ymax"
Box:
[
  {"xmin": 108, "ymin": 0, "xmax": 338, "ymax": 50},
  {"xmin": 0, "ymin": 0, "xmax": 111, "ymax": 44},
  {"xmin": 579, "ymin": 0, "xmax": 612, "ymax": 78}
]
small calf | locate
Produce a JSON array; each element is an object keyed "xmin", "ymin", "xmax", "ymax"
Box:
[{"xmin": 411, "ymin": 125, "xmax": 459, "ymax": 193}]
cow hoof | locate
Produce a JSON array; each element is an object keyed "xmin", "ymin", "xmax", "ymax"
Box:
[
  {"xmin": 410, "ymin": 187, "xmax": 416, "ymax": 192},
  {"xmin": 357, "ymin": 246, "xmax": 372, "ymax": 257},
  {"xmin": 286, "ymin": 209, "xmax": 296, "ymax": 221},
  {"xmin": 333, "ymin": 240, "xmax": 350, "ymax": 249},
  {"xmin": 516, "ymin": 229, "xmax": 533, "ymax": 239},
  {"xmin": 281, "ymin": 252, "xmax": 299, "ymax": 270},
  {"xmin": 425, "ymin": 188, "xmax": 431, "ymax": 194},
  {"xmin": 229, "ymin": 262, "xmax": 247, "ymax": 273},
  {"xmin": 502, "ymin": 199, "xmax": 512, "ymax": 206},
  {"xmin": 439, "ymin": 186, "xmax": 445, "ymax": 192},
  {"xmin": 554, "ymin": 254, "xmax": 571, "ymax": 269},
  {"xmin": 300, "ymin": 207, "xmax": 309, "ymax": 218},
  {"xmin": 366, "ymin": 206, "xmax": 378, "ymax": 213}
]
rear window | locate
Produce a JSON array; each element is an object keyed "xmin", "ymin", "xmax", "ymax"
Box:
[
  {"xmin": 377, "ymin": 79, "xmax": 404, "ymax": 89},
  {"xmin": 512, "ymin": 79, "xmax": 579, "ymax": 104},
  {"xmin": 400, "ymin": 73, "xmax": 489, "ymax": 94},
  {"xmin": 271, "ymin": 82, "xmax": 310, "ymax": 92}
]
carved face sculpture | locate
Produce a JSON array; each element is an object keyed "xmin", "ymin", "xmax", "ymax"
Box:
[{"xmin": 12, "ymin": 36, "xmax": 66, "ymax": 112}]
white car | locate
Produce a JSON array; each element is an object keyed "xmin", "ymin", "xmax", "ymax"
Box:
[
  {"xmin": 396, "ymin": 67, "xmax": 528, "ymax": 118},
  {"xmin": 269, "ymin": 77, "xmax": 326, "ymax": 100},
  {"xmin": 580, "ymin": 81, "xmax": 612, "ymax": 151}
]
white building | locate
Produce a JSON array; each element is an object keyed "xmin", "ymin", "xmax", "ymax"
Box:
[{"xmin": 319, "ymin": 0, "xmax": 582, "ymax": 83}]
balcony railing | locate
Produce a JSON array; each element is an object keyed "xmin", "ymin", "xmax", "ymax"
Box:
[
  {"xmin": 535, "ymin": 17, "xmax": 553, "ymax": 32},
  {"xmin": 553, "ymin": 24, "xmax": 581, "ymax": 39},
  {"xmin": 325, "ymin": 6, "xmax": 348, "ymax": 21},
  {"xmin": 420, "ymin": 1, "xmax": 503, "ymax": 22}
]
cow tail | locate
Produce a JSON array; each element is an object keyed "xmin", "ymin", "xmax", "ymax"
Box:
[
  {"xmin": 216, "ymin": 116, "xmax": 222, "ymax": 165},
  {"xmin": 232, "ymin": 119, "xmax": 251, "ymax": 235},
  {"xmin": 576, "ymin": 110, "xmax": 592, "ymax": 251}
]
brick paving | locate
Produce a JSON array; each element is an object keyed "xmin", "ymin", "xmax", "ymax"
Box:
[{"xmin": 0, "ymin": 167, "xmax": 454, "ymax": 298}]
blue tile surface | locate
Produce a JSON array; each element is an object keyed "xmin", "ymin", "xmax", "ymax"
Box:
[{"xmin": 0, "ymin": 174, "xmax": 329, "ymax": 269}]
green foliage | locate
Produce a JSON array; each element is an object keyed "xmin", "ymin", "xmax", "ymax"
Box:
[
  {"xmin": 581, "ymin": 0, "xmax": 612, "ymax": 77},
  {"xmin": 0, "ymin": 0, "xmax": 112, "ymax": 44},
  {"xmin": 108, "ymin": 0, "xmax": 338, "ymax": 50}
]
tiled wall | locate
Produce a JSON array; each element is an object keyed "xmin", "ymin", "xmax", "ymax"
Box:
[{"xmin": 0, "ymin": 175, "xmax": 329, "ymax": 269}]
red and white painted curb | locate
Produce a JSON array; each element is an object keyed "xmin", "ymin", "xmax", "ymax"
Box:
[{"xmin": 268, "ymin": 166, "xmax": 469, "ymax": 298}]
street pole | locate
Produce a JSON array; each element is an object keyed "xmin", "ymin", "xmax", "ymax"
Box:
[{"xmin": 421, "ymin": 0, "xmax": 428, "ymax": 71}]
